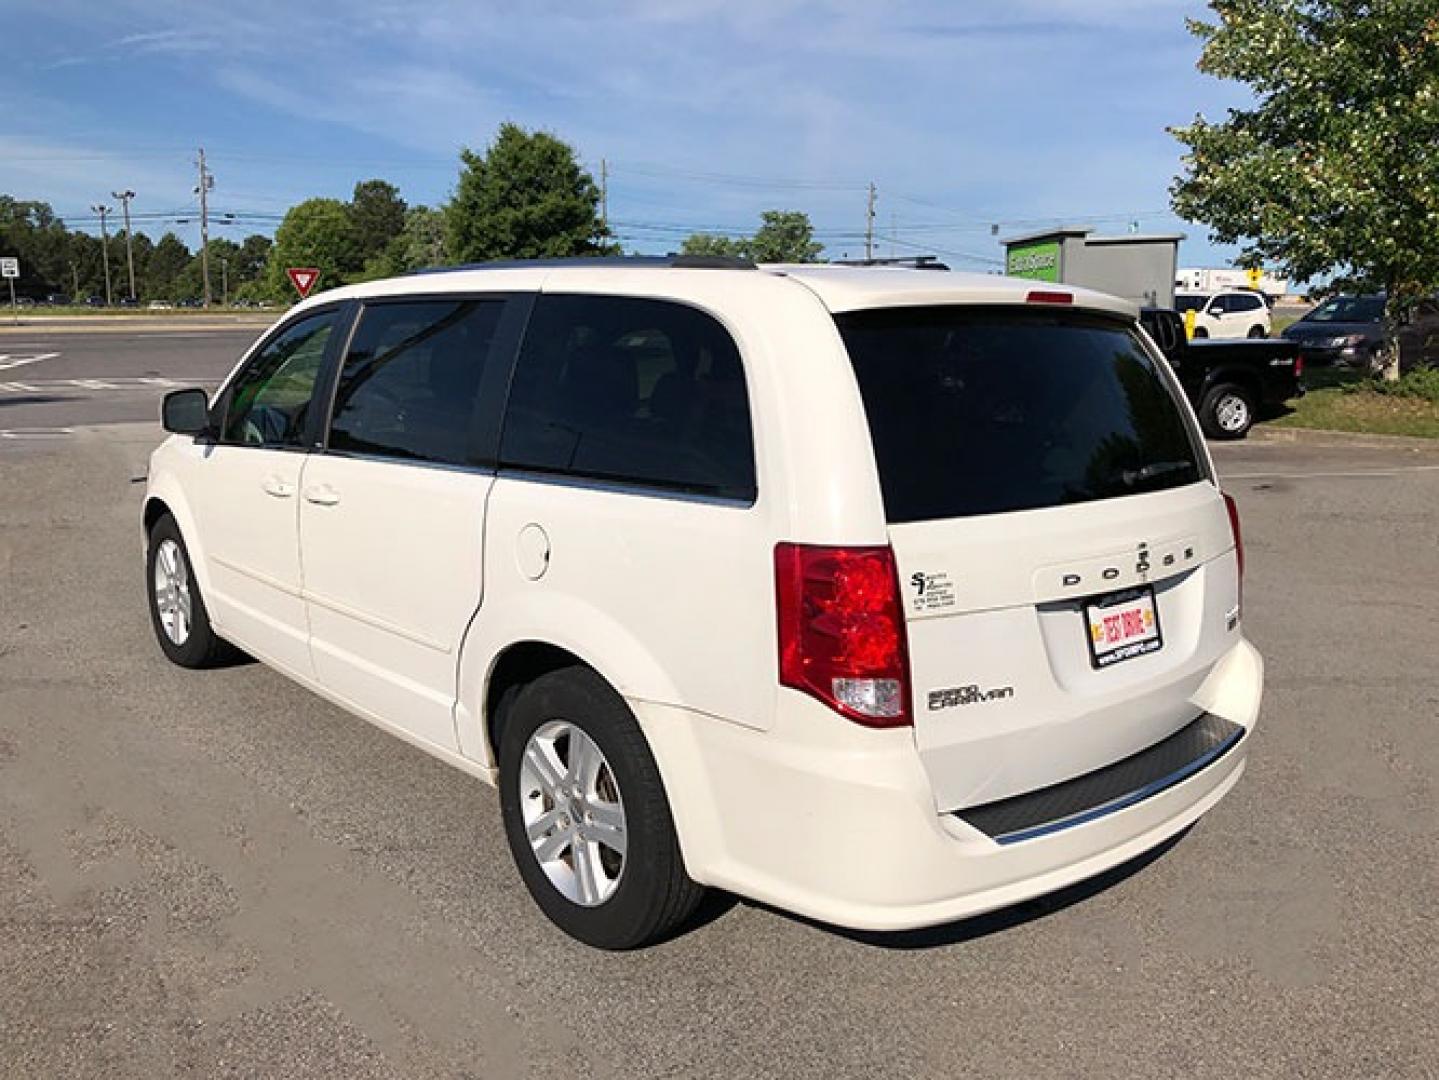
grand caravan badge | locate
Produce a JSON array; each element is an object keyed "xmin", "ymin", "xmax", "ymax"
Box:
[{"xmin": 928, "ymin": 683, "xmax": 1015, "ymax": 711}]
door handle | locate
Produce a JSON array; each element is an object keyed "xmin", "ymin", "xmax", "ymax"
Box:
[
  {"xmin": 303, "ymin": 484, "xmax": 341, "ymax": 506},
  {"xmin": 260, "ymin": 475, "xmax": 294, "ymax": 498}
]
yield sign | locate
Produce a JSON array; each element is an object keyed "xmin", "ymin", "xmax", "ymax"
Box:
[{"xmin": 286, "ymin": 267, "xmax": 321, "ymax": 299}]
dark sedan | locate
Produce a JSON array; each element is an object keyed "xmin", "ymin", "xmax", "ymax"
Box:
[
  {"xmin": 1281, "ymin": 295, "xmax": 1385, "ymax": 366},
  {"xmin": 1283, "ymin": 294, "xmax": 1439, "ymax": 370}
]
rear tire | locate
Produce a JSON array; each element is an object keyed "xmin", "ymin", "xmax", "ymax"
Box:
[
  {"xmin": 1192, "ymin": 326, "xmax": 1209, "ymax": 339},
  {"xmin": 1247, "ymin": 325, "xmax": 1267, "ymax": 338},
  {"xmin": 498, "ymin": 666, "xmax": 705, "ymax": 949},
  {"xmin": 1200, "ymin": 382, "xmax": 1256, "ymax": 440},
  {"xmin": 146, "ymin": 514, "xmax": 232, "ymax": 668}
]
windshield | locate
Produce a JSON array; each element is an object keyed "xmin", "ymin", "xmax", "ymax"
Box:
[
  {"xmin": 1174, "ymin": 295, "xmax": 1208, "ymax": 313},
  {"xmin": 835, "ymin": 307, "xmax": 1207, "ymax": 523},
  {"xmin": 1304, "ymin": 296, "xmax": 1385, "ymax": 323}
]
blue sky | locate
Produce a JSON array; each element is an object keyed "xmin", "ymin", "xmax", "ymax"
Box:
[{"xmin": 2, "ymin": 0, "xmax": 1253, "ymax": 269}]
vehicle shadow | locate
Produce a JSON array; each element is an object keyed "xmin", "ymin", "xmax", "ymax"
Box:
[
  {"xmin": 0, "ymin": 395, "xmax": 73, "ymax": 407},
  {"xmin": 735, "ymin": 827, "xmax": 1191, "ymax": 951}
]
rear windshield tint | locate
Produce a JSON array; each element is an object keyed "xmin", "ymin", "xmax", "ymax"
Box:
[{"xmin": 835, "ymin": 307, "xmax": 1206, "ymax": 523}]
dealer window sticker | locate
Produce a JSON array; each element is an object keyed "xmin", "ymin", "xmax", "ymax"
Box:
[{"xmin": 909, "ymin": 571, "xmax": 956, "ymax": 612}]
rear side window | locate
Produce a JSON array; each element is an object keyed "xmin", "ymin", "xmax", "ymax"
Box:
[
  {"xmin": 836, "ymin": 307, "xmax": 1206, "ymax": 523},
  {"xmin": 499, "ymin": 294, "xmax": 756, "ymax": 500},
  {"xmin": 328, "ymin": 298, "xmax": 505, "ymax": 466}
]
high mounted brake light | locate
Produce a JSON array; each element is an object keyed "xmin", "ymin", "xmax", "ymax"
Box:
[{"xmin": 1026, "ymin": 290, "xmax": 1074, "ymax": 305}]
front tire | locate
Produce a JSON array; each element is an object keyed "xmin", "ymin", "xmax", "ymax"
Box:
[
  {"xmin": 1200, "ymin": 382, "xmax": 1256, "ymax": 440},
  {"xmin": 498, "ymin": 667, "xmax": 704, "ymax": 949},
  {"xmin": 1192, "ymin": 326, "xmax": 1209, "ymax": 339},
  {"xmin": 146, "ymin": 513, "xmax": 231, "ymax": 668},
  {"xmin": 1248, "ymin": 325, "xmax": 1267, "ymax": 339}
]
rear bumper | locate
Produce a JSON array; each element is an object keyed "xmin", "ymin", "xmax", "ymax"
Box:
[{"xmin": 635, "ymin": 637, "xmax": 1262, "ymax": 933}]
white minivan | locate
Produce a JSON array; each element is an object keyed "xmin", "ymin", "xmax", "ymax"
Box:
[{"xmin": 145, "ymin": 258, "xmax": 1263, "ymax": 948}]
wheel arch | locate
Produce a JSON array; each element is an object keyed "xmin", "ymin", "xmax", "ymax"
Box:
[
  {"xmin": 482, "ymin": 640, "xmax": 590, "ymax": 767},
  {"xmin": 141, "ymin": 478, "xmax": 213, "ymax": 597}
]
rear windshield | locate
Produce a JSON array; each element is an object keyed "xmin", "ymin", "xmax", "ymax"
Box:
[{"xmin": 836, "ymin": 307, "xmax": 1207, "ymax": 523}]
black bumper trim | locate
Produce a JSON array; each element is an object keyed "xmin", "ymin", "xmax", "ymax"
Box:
[{"xmin": 954, "ymin": 712, "xmax": 1244, "ymax": 845}]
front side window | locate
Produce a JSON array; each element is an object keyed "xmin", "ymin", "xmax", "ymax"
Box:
[
  {"xmin": 222, "ymin": 310, "xmax": 338, "ymax": 447},
  {"xmin": 328, "ymin": 298, "xmax": 505, "ymax": 466},
  {"xmin": 836, "ymin": 307, "xmax": 1206, "ymax": 523},
  {"xmin": 499, "ymin": 295, "xmax": 756, "ymax": 500}
]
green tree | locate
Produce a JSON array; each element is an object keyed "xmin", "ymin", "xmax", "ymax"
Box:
[
  {"xmin": 680, "ymin": 210, "xmax": 824, "ymax": 263},
  {"xmin": 265, "ymin": 198, "xmax": 359, "ymax": 300},
  {"xmin": 145, "ymin": 232, "xmax": 193, "ymax": 301},
  {"xmin": 348, "ymin": 179, "xmax": 407, "ymax": 267},
  {"xmin": 234, "ymin": 234, "xmax": 272, "ymax": 285},
  {"xmin": 1170, "ymin": 0, "xmax": 1439, "ymax": 378},
  {"xmin": 446, "ymin": 123, "xmax": 613, "ymax": 262},
  {"xmin": 680, "ymin": 232, "xmax": 747, "ymax": 258},
  {"xmin": 0, "ymin": 196, "xmax": 70, "ymax": 297}
]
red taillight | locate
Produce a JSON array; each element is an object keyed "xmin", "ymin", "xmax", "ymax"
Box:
[
  {"xmin": 1223, "ymin": 491, "xmax": 1244, "ymax": 601},
  {"xmin": 1026, "ymin": 290, "xmax": 1073, "ymax": 305},
  {"xmin": 775, "ymin": 543, "xmax": 911, "ymax": 727},
  {"xmin": 1294, "ymin": 352, "xmax": 1305, "ymax": 379}
]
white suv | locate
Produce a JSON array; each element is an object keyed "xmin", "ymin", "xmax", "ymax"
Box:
[
  {"xmin": 145, "ymin": 259, "xmax": 1263, "ymax": 948},
  {"xmin": 1175, "ymin": 288, "xmax": 1272, "ymax": 339}
]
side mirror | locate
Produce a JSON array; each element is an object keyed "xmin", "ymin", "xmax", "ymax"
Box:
[{"xmin": 162, "ymin": 388, "xmax": 211, "ymax": 436}]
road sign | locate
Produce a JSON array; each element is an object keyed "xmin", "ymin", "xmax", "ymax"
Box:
[
  {"xmin": 0, "ymin": 257, "xmax": 18, "ymax": 279},
  {"xmin": 286, "ymin": 267, "xmax": 320, "ymax": 299},
  {"xmin": 1245, "ymin": 266, "xmax": 1263, "ymax": 290}
]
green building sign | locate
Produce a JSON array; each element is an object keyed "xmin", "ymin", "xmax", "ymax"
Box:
[{"xmin": 1006, "ymin": 240, "xmax": 1061, "ymax": 282}]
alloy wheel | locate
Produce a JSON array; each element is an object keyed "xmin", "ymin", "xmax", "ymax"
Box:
[{"xmin": 519, "ymin": 720, "xmax": 627, "ymax": 907}]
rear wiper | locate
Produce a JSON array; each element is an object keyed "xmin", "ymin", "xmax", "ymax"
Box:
[{"xmin": 1119, "ymin": 460, "xmax": 1195, "ymax": 487}]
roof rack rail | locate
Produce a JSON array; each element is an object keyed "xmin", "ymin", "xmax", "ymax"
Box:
[
  {"xmin": 409, "ymin": 254, "xmax": 756, "ymax": 275},
  {"xmin": 828, "ymin": 255, "xmax": 950, "ymax": 271}
]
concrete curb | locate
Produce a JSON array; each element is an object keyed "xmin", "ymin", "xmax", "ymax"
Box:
[{"xmin": 1249, "ymin": 424, "xmax": 1439, "ymax": 452}]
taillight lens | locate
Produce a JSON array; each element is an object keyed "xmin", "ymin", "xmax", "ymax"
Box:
[
  {"xmin": 774, "ymin": 543, "xmax": 911, "ymax": 727},
  {"xmin": 1223, "ymin": 491, "xmax": 1244, "ymax": 602},
  {"xmin": 1294, "ymin": 353, "xmax": 1305, "ymax": 379}
]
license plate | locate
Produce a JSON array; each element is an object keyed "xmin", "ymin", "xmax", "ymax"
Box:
[{"xmin": 1085, "ymin": 586, "xmax": 1162, "ymax": 668}]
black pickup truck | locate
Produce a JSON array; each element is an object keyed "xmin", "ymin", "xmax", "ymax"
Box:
[{"xmin": 1140, "ymin": 307, "xmax": 1304, "ymax": 439}]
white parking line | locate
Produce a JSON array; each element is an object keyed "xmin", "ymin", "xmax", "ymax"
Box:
[
  {"xmin": 0, "ymin": 376, "xmax": 214, "ymax": 394},
  {"xmin": 0, "ymin": 427, "xmax": 74, "ymax": 440},
  {"xmin": 1225, "ymin": 465, "xmax": 1439, "ymax": 480},
  {"xmin": 0, "ymin": 352, "xmax": 60, "ymax": 372}
]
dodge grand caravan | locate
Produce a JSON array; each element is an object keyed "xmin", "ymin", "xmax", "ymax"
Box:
[{"xmin": 144, "ymin": 258, "xmax": 1263, "ymax": 949}]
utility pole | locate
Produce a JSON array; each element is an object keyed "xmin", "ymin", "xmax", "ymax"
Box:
[
  {"xmin": 69, "ymin": 261, "xmax": 80, "ymax": 299},
  {"xmin": 195, "ymin": 148, "xmax": 214, "ymax": 308},
  {"xmin": 92, "ymin": 203, "xmax": 114, "ymax": 306},
  {"xmin": 864, "ymin": 182, "xmax": 877, "ymax": 261},
  {"xmin": 600, "ymin": 158, "xmax": 609, "ymax": 232},
  {"xmin": 112, "ymin": 189, "xmax": 137, "ymax": 301},
  {"xmin": 220, "ymin": 258, "xmax": 229, "ymax": 306}
]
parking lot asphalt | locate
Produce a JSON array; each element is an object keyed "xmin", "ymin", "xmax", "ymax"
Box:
[
  {"xmin": 3, "ymin": 428, "xmax": 1438, "ymax": 1072},
  {"xmin": 0, "ymin": 328, "xmax": 257, "ymax": 435}
]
